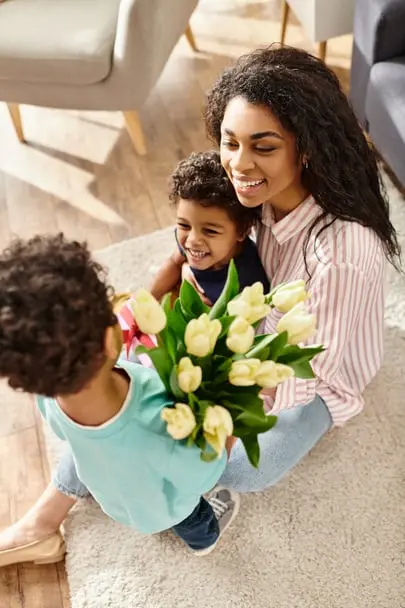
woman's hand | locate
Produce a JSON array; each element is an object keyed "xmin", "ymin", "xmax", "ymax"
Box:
[
  {"xmin": 259, "ymin": 387, "xmax": 277, "ymax": 400},
  {"xmin": 260, "ymin": 387, "xmax": 277, "ymax": 413},
  {"xmin": 181, "ymin": 264, "xmax": 212, "ymax": 306}
]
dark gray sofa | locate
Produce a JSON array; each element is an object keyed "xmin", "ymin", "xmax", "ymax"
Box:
[{"xmin": 350, "ymin": 0, "xmax": 405, "ymax": 187}]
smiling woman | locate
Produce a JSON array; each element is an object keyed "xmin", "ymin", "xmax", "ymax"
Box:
[
  {"xmin": 220, "ymin": 99, "xmax": 308, "ymax": 219},
  {"xmin": 202, "ymin": 45, "xmax": 401, "ymax": 492}
]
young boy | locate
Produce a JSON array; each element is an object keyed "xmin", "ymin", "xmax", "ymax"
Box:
[
  {"xmin": 150, "ymin": 151, "xmax": 270, "ymax": 303},
  {"xmin": 0, "ymin": 234, "xmax": 239, "ymax": 557}
]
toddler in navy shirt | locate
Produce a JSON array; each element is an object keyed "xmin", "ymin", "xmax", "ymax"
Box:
[{"xmin": 151, "ymin": 151, "xmax": 269, "ymax": 303}]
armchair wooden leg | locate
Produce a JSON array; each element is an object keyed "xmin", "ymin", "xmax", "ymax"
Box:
[
  {"xmin": 123, "ymin": 110, "xmax": 147, "ymax": 156},
  {"xmin": 280, "ymin": 0, "xmax": 290, "ymax": 45},
  {"xmin": 7, "ymin": 103, "xmax": 25, "ymax": 142},
  {"xmin": 318, "ymin": 41, "xmax": 327, "ymax": 62},
  {"xmin": 185, "ymin": 23, "xmax": 198, "ymax": 52}
]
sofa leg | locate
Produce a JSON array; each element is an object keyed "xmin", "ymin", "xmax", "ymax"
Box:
[
  {"xmin": 185, "ymin": 23, "xmax": 198, "ymax": 52},
  {"xmin": 7, "ymin": 103, "xmax": 25, "ymax": 143},
  {"xmin": 280, "ymin": 0, "xmax": 290, "ymax": 45},
  {"xmin": 318, "ymin": 40, "xmax": 327, "ymax": 62},
  {"xmin": 123, "ymin": 110, "xmax": 147, "ymax": 156}
]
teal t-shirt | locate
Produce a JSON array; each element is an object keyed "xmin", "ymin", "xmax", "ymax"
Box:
[{"xmin": 36, "ymin": 360, "xmax": 226, "ymax": 534}]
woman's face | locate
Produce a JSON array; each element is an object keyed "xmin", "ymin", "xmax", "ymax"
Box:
[{"xmin": 220, "ymin": 97, "xmax": 308, "ymax": 216}]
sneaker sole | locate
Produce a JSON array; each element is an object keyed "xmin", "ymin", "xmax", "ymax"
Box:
[{"xmin": 191, "ymin": 488, "xmax": 240, "ymax": 557}]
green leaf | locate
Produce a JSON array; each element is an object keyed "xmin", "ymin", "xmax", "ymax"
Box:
[
  {"xmin": 288, "ymin": 359, "xmax": 315, "ymax": 379},
  {"xmin": 188, "ymin": 392, "xmax": 199, "ymax": 409},
  {"xmin": 192, "ymin": 354, "xmax": 212, "ymax": 380},
  {"xmin": 195, "ymin": 434, "xmax": 206, "ymax": 450},
  {"xmin": 135, "ymin": 345, "xmax": 172, "ymax": 391},
  {"xmin": 217, "ymin": 388, "xmax": 262, "ymax": 407},
  {"xmin": 167, "ymin": 300, "xmax": 188, "ymax": 335},
  {"xmin": 176, "ymin": 341, "xmax": 187, "ymax": 361},
  {"xmin": 196, "ymin": 399, "xmax": 214, "ymax": 418},
  {"xmin": 214, "ymin": 355, "xmax": 233, "ymax": 373},
  {"xmin": 233, "ymin": 418, "xmax": 277, "ymax": 439},
  {"xmin": 169, "ymin": 367, "xmax": 186, "ymax": 401},
  {"xmin": 276, "ymin": 344, "xmax": 325, "ymax": 364},
  {"xmin": 268, "ymin": 331, "xmax": 289, "ymax": 360},
  {"xmin": 234, "ymin": 411, "xmax": 277, "ymax": 434},
  {"xmin": 209, "ymin": 259, "xmax": 240, "ymax": 320},
  {"xmin": 245, "ymin": 333, "xmax": 278, "ymax": 359},
  {"xmin": 257, "ymin": 347, "xmax": 270, "ymax": 361},
  {"xmin": 179, "ymin": 280, "xmax": 210, "ymax": 320},
  {"xmin": 245, "ymin": 331, "xmax": 289, "ymax": 361},
  {"xmin": 234, "ymin": 408, "xmax": 271, "ymax": 427},
  {"xmin": 218, "ymin": 315, "xmax": 236, "ymax": 339},
  {"xmin": 200, "ymin": 449, "xmax": 219, "ymax": 463},
  {"xmin": 187, "ymin": 394, "xmax": 213, "ymax": 422},
  {"xmin": 240, "ymin": 434, "xmax": 261, "ymax": 468},
  {"xmin": 157, "ymin": 329, "xmax": 177, "ymax": 364},
  {"xmin": 187, "ymin": 423, "xmax": 202, "ymax": 446},
  {"xmin": 219, "ymin": 400, "xmax": 250, "ymax": 415},
  {"xmin": 161, "ymin": 292, "xmax": 172, "ymax": 317},
  {"xmin": 206, "ymin": 370, "xmax": 232, "ymax": 388}
]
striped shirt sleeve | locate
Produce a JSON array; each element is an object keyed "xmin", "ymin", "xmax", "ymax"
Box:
[{"xmin": 268, "ymin": 263, "xmax": 369, "ymax": 415}]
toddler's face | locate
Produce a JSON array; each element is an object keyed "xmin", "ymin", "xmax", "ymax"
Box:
[{"xmin": 176, "ymin": 200, "xmax": 243, "ymax": 271}]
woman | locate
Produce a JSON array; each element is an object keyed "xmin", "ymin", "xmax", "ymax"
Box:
[{"xmin": 0, "ymin": 46, "xmax": 400, "ymax": 566}]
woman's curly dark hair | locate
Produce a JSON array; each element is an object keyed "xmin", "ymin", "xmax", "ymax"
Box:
[
  {"xmin": 0, "ymin": 234, "xmax": 117, "ymax": 397},
  {"xmin": 205, "ymin": 45, "xmax": 401, "ymax": 270},
  {"xmin": 169, "ymin": 150, "xmax": 260, "ymax": 235}
]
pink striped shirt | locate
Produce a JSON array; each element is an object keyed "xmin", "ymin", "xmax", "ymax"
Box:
[{"xmin": 257, "ymin": 196, "xmax": 386, "ymax": 426}]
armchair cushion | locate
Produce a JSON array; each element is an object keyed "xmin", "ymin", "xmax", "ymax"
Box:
[
  {"xmin": 0, "ymin": 0, "xmax": 121, "ymax": 86},
  {"xmin": 366, "ymin": 58, "xmax": 405, "ymax": 185}
]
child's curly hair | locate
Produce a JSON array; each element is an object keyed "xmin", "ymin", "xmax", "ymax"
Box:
[
  {"xmin": 0, "ymin": 234, "xmax": 117, "ymax": 397},
  {"xmin": 169, "ymin": 150, "xmax": 260, "ymax": 235}
]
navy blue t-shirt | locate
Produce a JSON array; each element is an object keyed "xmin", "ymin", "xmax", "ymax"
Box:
[{"xmin": 176, "ymin": 232, "xmax": 270, "ymax": 304}]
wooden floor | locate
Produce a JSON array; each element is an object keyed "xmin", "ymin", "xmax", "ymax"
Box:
[{"xmin": 0, "ymin": 1, "xmax": 352, "ymax": 605}]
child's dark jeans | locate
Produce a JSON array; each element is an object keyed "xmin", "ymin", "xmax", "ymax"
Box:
[{"xmin": 172, "ymin": 497, "xmax": 219, "ymax": 550}]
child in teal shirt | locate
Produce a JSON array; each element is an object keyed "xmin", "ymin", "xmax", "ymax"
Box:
[{"xmin": 0, "ymin": 234, "xmax": 239, "ymax": 555}]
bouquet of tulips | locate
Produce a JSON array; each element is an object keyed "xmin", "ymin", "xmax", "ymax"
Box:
[{"xmin": 126, "ymin": 262, "xmax": 324, "ymax": 467}]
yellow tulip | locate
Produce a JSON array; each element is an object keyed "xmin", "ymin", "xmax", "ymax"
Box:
[
  {"xmin": 254, "ymin": 360, "xmax": 294, "ymax": 388},
  {"xmin": 184, "ymin": 313, "xmax": 221, "ymax": 358},
  {"xmin": 227, "ymin": 282, "xmax": 270, "ymax": 324},
  {"xmin": 226, "ymin": 317, "xmax": 255, "ymax": 354},
  {"xmin": 130, "ymin": 288, "xmax": 167, "ymax": 335},
  {"xmin": 203, "ymin": 405, "xmax": 234, "ymax": 456},
  {"xmin": 177, "ymin": 357, "xmax": 202, "ymax": 393},
  {"xmin": 229, "ymin": 358, "xmax": 261, "ymax": 386},
  {"xmin": 161, "ymin": 403, "xmax": 196, "ymax": 440},
  {"xmin": 271, "ymin": 280, "xmax": 309, "ymax": 313},
  {"xmin": 276, "ymin": 302, "xmax": 316, "ymax": 345}
]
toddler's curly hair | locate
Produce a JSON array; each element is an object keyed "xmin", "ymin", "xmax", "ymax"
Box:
[
  {"xmin": 169, "ymin": 150, "xmax": 260, "ymax": 235},
  {"xmin": 0, "ymin": 234, "xmax": 117, "ymax": 397}
]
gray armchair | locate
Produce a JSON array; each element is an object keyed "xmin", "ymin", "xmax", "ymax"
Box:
[
  {"xmin": 350, "ymin": 0, "xmax": 405, "ymax": 186},
  {"xmin": 0, "ymin": 0, "xmax": 199, "ymax": 155}
]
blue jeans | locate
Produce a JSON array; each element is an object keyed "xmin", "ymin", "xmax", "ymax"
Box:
[
  {"xmin": 172, "ymin": 498, "xmax": 219, "ymax": 550},
  {"xmin": 219, "ymin": 394, "xmax": 332, "ymax": 492},
  {"xmin": 53, "ymin": 394, "xmax": 332, "ymax": 503}
]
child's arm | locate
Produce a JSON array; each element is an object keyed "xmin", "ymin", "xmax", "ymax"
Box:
[{"xmin": 149, "ymin": 249, "xmax": 185, "ymax": 301}]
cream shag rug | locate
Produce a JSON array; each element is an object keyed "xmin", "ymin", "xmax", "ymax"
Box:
[{"xmin": 44, "ymin": 180, "xmax": 405, "ymax": 608}]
